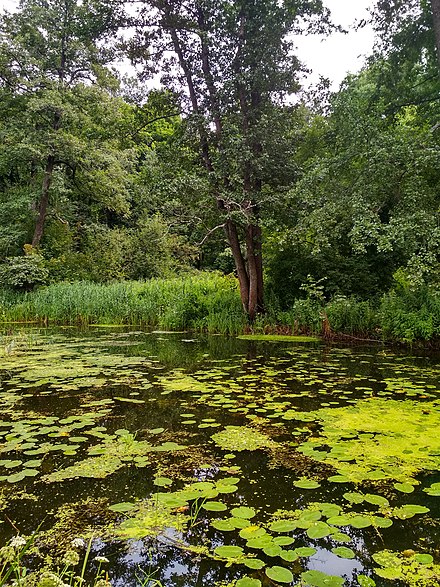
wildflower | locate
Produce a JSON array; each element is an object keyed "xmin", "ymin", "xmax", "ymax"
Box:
[
  {"xmin": 63, "ymin": 550, "xmax": 80, "ymax": 567},
  {"xmin": 9, "ymin": 535, "xmax": 27, "ymax": 549},
  {"xmin": 71, "ymin": 537, "xmax": 85, "ymax": 549},
  {"xmin": 95, "ymin": 580, "xmax": 111, "ymax": 587},
  {"xmin": 94, "ymin": 556, "xmax": 109, "ymax": 564}
]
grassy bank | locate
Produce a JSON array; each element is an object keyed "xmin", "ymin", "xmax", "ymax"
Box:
[
  {"xmin": 0, "ymin": 274, "xmax": 439, "ymax": 342},
  {"xmin": 0, "ymin": 274, "xmax": 246, "ymax": 334}
]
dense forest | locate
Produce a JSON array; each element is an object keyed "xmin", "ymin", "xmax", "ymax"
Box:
[{"xmin": 1, "ymin": 0, "xmax": 440, "ymax": 342}]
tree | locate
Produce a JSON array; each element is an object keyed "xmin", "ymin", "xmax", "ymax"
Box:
[
  {"xmin": 130, "ymin": 0, "xmax": 330, "ymax": 319},
  {"xmin": 277, "ymin": 62, "xmax": 440, "ymax": 296},
  {"xmin": 370, "ymin": 0, "xmax": 440, "ymax": 73},
  {"xmin": 0, "ymin": 0, "xmax": 124, "ymax": 248}
]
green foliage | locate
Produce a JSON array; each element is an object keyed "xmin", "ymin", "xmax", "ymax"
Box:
[
  {"xmin": 326, "ymin": 297, "xmax": 379, "ymax": 335},
  {"xmin": 380, "ymin": 284, "xmax": 440, "ymax": 342},
  {"xmin": 0, "ymin": 254, "xmax": 49, "ymax": 291},
  {"xmin": 0, "ymin": 273, "xmax": 244, "ymax": 334}
]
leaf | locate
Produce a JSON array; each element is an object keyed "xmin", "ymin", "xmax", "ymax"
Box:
[
  {"xmin": 294, "ymin": 547, "xmax": 317, "ymax": 557},
  {"xmin": 243, "ymin": 558, "xmax": 265, "ymax": 570},
  {"xmin": 236, "ymin": 579, "xmax": 261, "ymax": 587},
  {"xmin": 153, "ymin": 476, "xmax": 173, "ymax": 487},
  {"xmin": 265, "ymin": 566, "xmax": 294, "ymax": 584},
  {"xmin": 202, "ymin": 501, "xmax": 227, "ymax": 512},
  {"xmin": 214, "ymin": 545, "xmax": 244, "ymax": 559},
  {"xmin": 343, "ymin": 492, "xmax": 364, "ymax": 504},
  {"xmin": 414, "ymin": 553, "xmax": 433, "ymax": 564},
  {"xmin": 357, "ymin": 576, "xmax": 376, "ymax": 587},
  {"xmin": 231, "ymin": 506, "xmax": 256, "ymax": 519},
  {"xmin": 350, "ymin": 515, "xmax": 372, "ymax": 529},
  {"xmin": 280, "ymin": 550, "xmax": 298, "ymax": 562},
  {"xmin": 394, "ymin": 482, "xmax": 414, "ymax": 493},
  {"xmin": 307, "ymin": 521, "xmax": 332, "ymax": 539},
  {"xmin": 273, "ymin": 536, "xmax": 294, "ymax": 546},
  {"xmin": 109, "ymin": 502, "xmax": 136, "ymax": 513},
  {"xmin": 263, "ymin": 544, "xmax": 282, "ymax": 557},
  {"xmin": 211, "ymin": 519, "xmax": 236, "ymax": 532},
  {"xmin": 327, "ymin": 475, "xmax": 350, "ymax": 483},
  {"xmin": 364, "ymin": 494, "xmax": 389, "ymax": 507},
  {"xmin": 300, "ymin": 570, "xmax": 344, "ymax": 586},
  {"xmin": 372, "ymin": 551, "xmax": 401, "ymax": 568},
  {"xmin": 294, "ymin": 478, "xmax": 321, "ymax": 489},
  {"xmin": 269, "ymin": 520, "xmax": 296, "ymax": 533},
  {"xmin": 331, "ymin": 547, "xmax": 356, "ymax": 559}
]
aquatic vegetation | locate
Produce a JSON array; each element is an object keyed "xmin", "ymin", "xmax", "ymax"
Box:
[
  {"xmin": 237, "ymin": 335, "xmax": 320, "ymax": 342},
  {"xmin": 0, "ymin": 328, "xmax": 440, "ymax": 586},
  {"xmin": 298, "ymin": 397, "xmax": 440, "ymax": 482},
  {"xmin": 43, "ymin": 431, "xmax": 185, "ymax": 482},
  {"xmin": 372, "ymin": 550, "xmax": 440, "ymax": 585},
  {"xmin": 211, "ymin": 426, "xmax": 276, "ymax": 452}
]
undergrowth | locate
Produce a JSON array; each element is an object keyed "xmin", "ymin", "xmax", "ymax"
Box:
[{"xmin": 0, "ymin": 273, "xmax": 439, "ymax": 342}]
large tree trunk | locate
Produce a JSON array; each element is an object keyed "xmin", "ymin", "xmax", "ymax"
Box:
[
  {"xmin": 224, "ymin": 218, "xmax": 263, "ymax": 321},
  {"xmin": 431, "ymin": 0, "xmax": 440, "ymax": 70},
  {"xmin": 224, "ymin": 219, "xmax": 249, "ymax": 312},
  {"xmin": 32, "ymin": 154, "xmax": 55, "ymax": 248}
]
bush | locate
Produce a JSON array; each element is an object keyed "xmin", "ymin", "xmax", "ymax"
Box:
[
  {"xmin": 326, "ymin": 296, "xmax": 379, "ymax": 335},
  {"xmin": 380, "ymin": 286, "xmax": 440, "ymax": 342},
  {"xmin": 0, "ymin": 254, "xmax": 49, "ymax": 291}
]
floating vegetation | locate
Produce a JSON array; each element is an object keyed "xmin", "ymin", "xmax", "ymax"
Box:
[
  {"xmin": 211, "ymin": 426, "xmax": 276, "ymax": 452},
  {"xmin": 298, "ymin": 398, "xmax": 440, "ymax": 482},
  {"xmin": 0, "ymin": 328, "xmax": 440, "ymax": 587},
  {"xmin": 44, "ymin": 431, "xmax": 185, "ymax": 482},
  {"xmin": 236, "ymin": 334, "xmax": 320, "ymax": 343},
  {"xmin": 372, "ymin": 550, "xmax": 440, "ymax": 585}
]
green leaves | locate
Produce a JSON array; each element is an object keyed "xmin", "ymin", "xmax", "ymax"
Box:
[{"xmin": 265, "ymin": 566, "xmax": 294, "ymax": 584}]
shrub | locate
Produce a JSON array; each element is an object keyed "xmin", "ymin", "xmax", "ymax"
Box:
[{"xmin": 0, "ymin": 254, "xmax": 49, "ymax": 291}]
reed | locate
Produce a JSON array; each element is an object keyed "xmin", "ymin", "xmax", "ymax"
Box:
[{"xmin": 0, "ymin": 273, "xmax": 245, "ymax": 334}]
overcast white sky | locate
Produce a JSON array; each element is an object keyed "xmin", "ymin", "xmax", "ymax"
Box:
[{"xmin": 0, "ymin": 0, "xmax": 375, "ymax": 90}]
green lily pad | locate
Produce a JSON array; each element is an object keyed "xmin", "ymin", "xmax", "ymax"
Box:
[
  {"xmin": 265, "ymin": 566, "xmax": 294, "ymax": 583},
  {"xmin": 231, "ymin": 506, "xmax": 256, "ymax": 519},
  {"xmin": 153, "ymin": 477, "xmax": 173, "ymax": 487},
  {"xmin": 269, "ymin": 520, "xmax": 296, "ymax": 533},
  {"xmin": 109, "ymin": 502, "xmax": 137, "ymax": 513},
  {"xmin": 214, "ymin": 545, "xmax": 244, "ymax": 559},
  {"xmin": 236, "ymin": 579, "xmax": 261, "ymax": 587},
  {"xmin": 331, "ymin": 547, "xmax": 356, "ymax": 559},
  {"xmin": 307, "ymin": 521, "xmax": 332, "ymax": 539},
  {"xmin": 294, "ymin": 478, "xmax": 321, "ymax": 490},
  {"xmin": 202, "ymin": 502, "xmax": 228, "ymax": 512},
  {"xmin": 394, "ymin": 482, "xmax": 414, "ymax": 493},
  {"xmin": 301, "ymin": 570, "xmax": 344, "ymax": 587}
]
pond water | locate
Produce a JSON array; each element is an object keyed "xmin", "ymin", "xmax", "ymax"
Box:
[{"xmin": 0, "ymin": 327, "xmax": 440, "ymax": 587}]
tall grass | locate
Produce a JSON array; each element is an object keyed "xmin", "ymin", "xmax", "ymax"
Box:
[
  {"xmin": 0, "ymin": 273, "xmax": 245, "ymax": 335},
  {"xmin": 1, "ymin": 274, "xmax": 439, "ymax": 342}
]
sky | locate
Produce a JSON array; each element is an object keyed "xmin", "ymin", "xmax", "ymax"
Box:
[
  {"xmin": 0, "ymin": 0, "xmax": 376, "ymax": 90},
  {"xmin": 294, "ymin": 0, "xmax": 375, "ymax": 89}
]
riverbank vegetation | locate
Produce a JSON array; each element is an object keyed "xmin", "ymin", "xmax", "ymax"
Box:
[
  {"xmin": 1, "ymin": 274, "xmax": 440, "ymax": 343},
  {"xmin": 0, "ymin": 0, "xmax": 439, "ymax": 342}
]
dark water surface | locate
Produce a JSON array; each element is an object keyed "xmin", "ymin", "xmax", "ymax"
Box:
[{"xmin": 0, "ymin": 327, "xmax": 439, "ymax": 587}]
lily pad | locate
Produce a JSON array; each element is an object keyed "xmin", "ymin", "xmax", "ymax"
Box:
[{"xmin": 265, "ymin": 566, "xmax": 294, "ymax": 584}]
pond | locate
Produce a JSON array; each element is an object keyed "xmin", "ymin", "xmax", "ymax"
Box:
[{"xmin": 0, "ymin": 327, "xmax": 439, "ymax": 587}]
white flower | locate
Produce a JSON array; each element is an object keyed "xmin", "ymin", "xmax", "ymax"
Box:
[
  {"xmin": 94, "ymin": 556, "xmax": 109, "ymax": 564},
  {"xmin": 9, "ymin": 536, "xmax": 26, "ymax": 549},
  {"xmin": 71, "ymin": 538, "xmax": 85, "ymax": 549}
]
